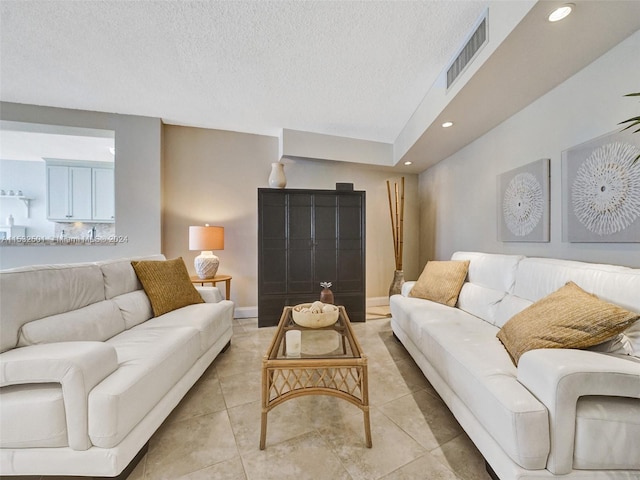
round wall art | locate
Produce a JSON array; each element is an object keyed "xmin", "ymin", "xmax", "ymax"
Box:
[
  {"xmin": 571, "ymin": 142, "xmax": 640, "ymax": 236},
  {"xmin": 563, "ymin": 130, "xmax": 640, "ymax": 243},
  {"xmin": 503, "ymin": 172, "xmax": 543, "ymax": 237},
  {"xmin": 498, "ymin": 158, "xmax": 550, "ymax": 242}
]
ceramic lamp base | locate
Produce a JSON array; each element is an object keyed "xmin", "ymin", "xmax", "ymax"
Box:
[{"xmin": 194, "ymin": 251, "xmax": 219, "ymax": 279}]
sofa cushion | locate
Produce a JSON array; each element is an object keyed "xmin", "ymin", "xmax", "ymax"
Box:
[
  {"xmin": 98, "ymin": 255, "xmax": 165, "ymax": 299},
  {"xmin": 513, "ymin": 257, "xmax": 640, "ymax": 312},
  {"xmin": 18, "ymin": 300, "xmax": 125, "ymax": 346},
  {"xmin": 195, "ymin": 285, "xmax": 223, "ymax": 303},
  {"xmin": 493, "ymin": 294, "xmax": 533, "ymax": 328},
  {"xmin": 497, "ymin": 281, "xmax": 639, "ymax": 365},
  {"xmin": 111, "ymin": 290, "xmax": 153, "ymax": 330},
  {"xmin": 0, "ymin": 263, "xmax": 105, "ymax": 353},
  {"xmin": 587, "ymin": 333, "xmax": 634, "ymax": 355},
  {"xmin": 136, "ymin": 301, "xmax": 234, "ymax": 354},
  {"xmin": 390, "ymin": 295, "xmax": 454, "ymax": 348},
  {"xmin": 451, "ymin": 252, "xmax": 524, "ymax": 292},
  {"xmin": 0, "ymin": 383, "xmax": 67, "ymax": 448},
  {"xmin": 88, "ymin": 325, "xmax": 201, "ymax": 448},
  {"xmin": 574, "ymin": 396, "xmax": 640, "ymax": 470},
  {"xmin": 131, "ymin": 257, "xmax": 204, "ymax": 317},
  {"xmin": 457, "ymin": 283, "xmax": 506, "ymax": 325},
  {"xmin": 410, "ymin": 260, "xmax": 469, "ymax": 307},
  {"xmin": 624, "ymin": 321, "xmax": 640, "ymax": 356},
  {"xmin": 411, "ymin": 309, "xmax": 550, "ymax": 469}
]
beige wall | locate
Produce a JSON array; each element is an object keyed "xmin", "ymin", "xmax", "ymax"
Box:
[{"xmin": 162, "ymin": 125, "xmax": 419, "ymax": 313}]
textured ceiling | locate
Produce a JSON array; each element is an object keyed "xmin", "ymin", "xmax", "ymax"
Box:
[{"xmin": 0, "ymin": 0, "xmax": 489, "ymax": 143}]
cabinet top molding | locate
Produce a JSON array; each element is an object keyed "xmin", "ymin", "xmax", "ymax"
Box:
[
  {"xmin": 44, "ymin": 158, "xmax": 114, "ymax": 169},
  {"xmin": 258, "ymin": 187, "xmax": 365, "ymax": 194}
]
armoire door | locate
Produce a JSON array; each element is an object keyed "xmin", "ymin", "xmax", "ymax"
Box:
[{"xmin": 334, "ymin": 193, "xmax": 365, "ymax": 321}]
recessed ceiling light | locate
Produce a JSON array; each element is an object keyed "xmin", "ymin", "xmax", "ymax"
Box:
[
  {"xmin": 442, "ymin": 121, "xmax": 454, "ymax": 128},
  {"xmin": 404, "ymin": 161, "xmax": 413, "ymax": 166},
  {"xmin": 548, "ymin": 3, "xmax": 574, "ymax": 22}
]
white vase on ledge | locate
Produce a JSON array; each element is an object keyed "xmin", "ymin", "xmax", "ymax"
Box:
[{"xmin": 269, "ymin": 162, "xmax": 286, "ymax": 188}]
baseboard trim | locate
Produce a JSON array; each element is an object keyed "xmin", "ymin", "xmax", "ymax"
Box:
[
  {"xmin": 234, "ymin": 306, "xmax": 258, "ymax": 318},
  {"xmin": 366, "ymin": 296, "xmax": 390, "ymax": 307}
]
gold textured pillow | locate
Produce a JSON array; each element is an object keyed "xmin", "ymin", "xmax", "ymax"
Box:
[
  {"xmin": 497, "ymin": 281, "xmax": 639, "ymax": 365},
  {"xmin": 409, "ymin": 260, "xmax": 470, "ymax": 307},
  {"xmin": 131, "ymin": 257, "xmax": 204, "ymax": 317}
]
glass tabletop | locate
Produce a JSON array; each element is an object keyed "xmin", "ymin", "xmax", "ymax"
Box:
[{"xmin": 266, "ymin": 305, "xmax": 364, "ymax": 361}]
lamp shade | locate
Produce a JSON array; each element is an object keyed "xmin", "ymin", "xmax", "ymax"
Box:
[{"xmin": 189, "ymin": 225, "xmax": 224, "ymax": 251}]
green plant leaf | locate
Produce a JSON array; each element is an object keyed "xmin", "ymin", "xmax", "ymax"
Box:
[
  {"xmin": 619, "ymin": 119, "xmax": 640, "ymax": 132},
  {"xmin": 619, "ymin": 93, "xmax": 639, "ymax": 163}
]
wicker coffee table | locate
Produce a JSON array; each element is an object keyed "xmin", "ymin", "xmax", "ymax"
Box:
[{"xmin": 260, "ymin": 305, "xmax": 371, "ymax": 449}]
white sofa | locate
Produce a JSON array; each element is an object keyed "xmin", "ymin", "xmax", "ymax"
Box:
[
  {"xmin": 0, "ymin": 255, "xmax": 234, "ymax": 478},
  {"xmin": 390, "ymin": 252, "xmax": 640, "ymax": 480}
]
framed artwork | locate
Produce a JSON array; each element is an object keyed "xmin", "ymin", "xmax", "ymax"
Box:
[
  {"xmin": 562, "ymin": 129, "xmax": 640, "ymax": 243},
  {"xmin": 498, "ymin": 158, "xmax": 550, "ymax": 242}
]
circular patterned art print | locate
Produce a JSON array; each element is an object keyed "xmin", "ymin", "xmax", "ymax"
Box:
[
  {"xmin": 503, "ymin": 172, "xmax": 543, "ymax": 236},
  {"xmin": 571, "ymin": 142, "xmax": 640, "ymax": 236}
]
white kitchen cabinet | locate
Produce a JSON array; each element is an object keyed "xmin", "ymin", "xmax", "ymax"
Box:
[
  {"xmin": 70, "ymin": 166, "xmax": 92, "ymax": 220},
  {"xmin": 92, "ymin": 167, "xmax": 115, "ymax": 221},
  {"xmin": 46, "ymin": 160, "xmax": 114, "ymax": 222},
  {"xmin": 47, "ymin": 165, "xmax": 70, "ymax": 220}
]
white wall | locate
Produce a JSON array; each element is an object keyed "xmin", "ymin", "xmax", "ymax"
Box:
[
  {"xmin": 0, "ymin": 159, "xmax": 54, "ymax": 237},
  {"xmin": 0, "ymin": 103, "xmax": 162, "ymax": 268},
  {"xmin": 162, "ymin": 125, "xmax": 419, "ymax": 313},
  {"xmin": 418, "ymin": 30, "xmax": 640, "ymax": 268}
]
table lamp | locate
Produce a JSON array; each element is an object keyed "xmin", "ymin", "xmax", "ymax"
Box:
[{"xmin": 189, "ymin": 224, "xmax": 224, "ymax": 279}]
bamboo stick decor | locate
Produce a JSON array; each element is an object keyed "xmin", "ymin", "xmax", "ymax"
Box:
[{"xmin": 386, "ymin": 177, "xmax": 405, "ymax": 271}]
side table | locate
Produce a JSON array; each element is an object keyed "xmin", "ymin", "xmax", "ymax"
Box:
[{"xmin": 190, "ymin": 274, "xmax": 232, "ymax": 300}]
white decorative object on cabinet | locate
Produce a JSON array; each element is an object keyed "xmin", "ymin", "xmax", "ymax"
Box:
[{"xmin": 268, "ymin": 162, "xmax": 286, "ymax": 188}]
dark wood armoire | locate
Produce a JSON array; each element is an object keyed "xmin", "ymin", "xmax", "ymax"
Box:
[{"xmin": 258, "ymin": 188, "xmax": 366, "ymax": 327}]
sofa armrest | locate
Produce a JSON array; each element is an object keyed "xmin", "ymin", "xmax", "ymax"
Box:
[
  {"xmin": 517, "ymin": 348, "xmax": 640, "ymax": 475},
  {"xmin": 401, "ymin": 281, "xmax": 416, "ymax": 297},
  {"xmin": 0, "ymin": 341, "xmax": 118, "ymax": 450},
  {"xmin": 195, "ymin": 285, "xmax": 223, "ymax": 303}
]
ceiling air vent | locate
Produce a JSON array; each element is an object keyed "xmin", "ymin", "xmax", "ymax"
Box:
[{"xmin": 447, "ymin": 15, "xmax": 487, "ymax": 89}]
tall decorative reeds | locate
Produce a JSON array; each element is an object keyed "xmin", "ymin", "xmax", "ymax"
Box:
[{"xmin": 386, "ymin": 177, "xmax": 405, "ymax": 271}]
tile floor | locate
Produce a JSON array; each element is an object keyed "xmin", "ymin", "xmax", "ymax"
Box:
[{"xmin": 9, "ymin": 314, "xmax": 493, "ymax": 480}]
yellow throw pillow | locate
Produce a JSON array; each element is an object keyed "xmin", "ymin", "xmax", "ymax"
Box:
[
  {"xmin": 497, "ymin": 281, "xmax": 639, "ymax": 365},
  {"xmin": 131, "ymin": 257, "xmax": 204, "ymax": 317},
  {"xmin": 409, "ymin": 260, "xmax": 470, "ymax": 307}
]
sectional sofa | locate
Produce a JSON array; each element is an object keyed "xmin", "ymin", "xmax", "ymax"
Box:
[
  {"xmin": 390, "ymin": 251, "xmax": 640, "ymax": 480},
  {"xmin": 0, "ymin": 255, "xmax": 234, "ymax": 478}
]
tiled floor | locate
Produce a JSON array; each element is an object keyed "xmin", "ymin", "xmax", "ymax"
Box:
[
  {"xmin": 10, "ymin": 314, "xmax": 493, "ymax": 480},
  {"xmin": 133, "ymin": 313, "xmax": 493, "ymax": 480}
]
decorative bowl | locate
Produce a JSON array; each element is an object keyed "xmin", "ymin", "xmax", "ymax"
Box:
[{"xmin": 292, "ymin": 302, "xmax": 339, "ymax": 328}]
